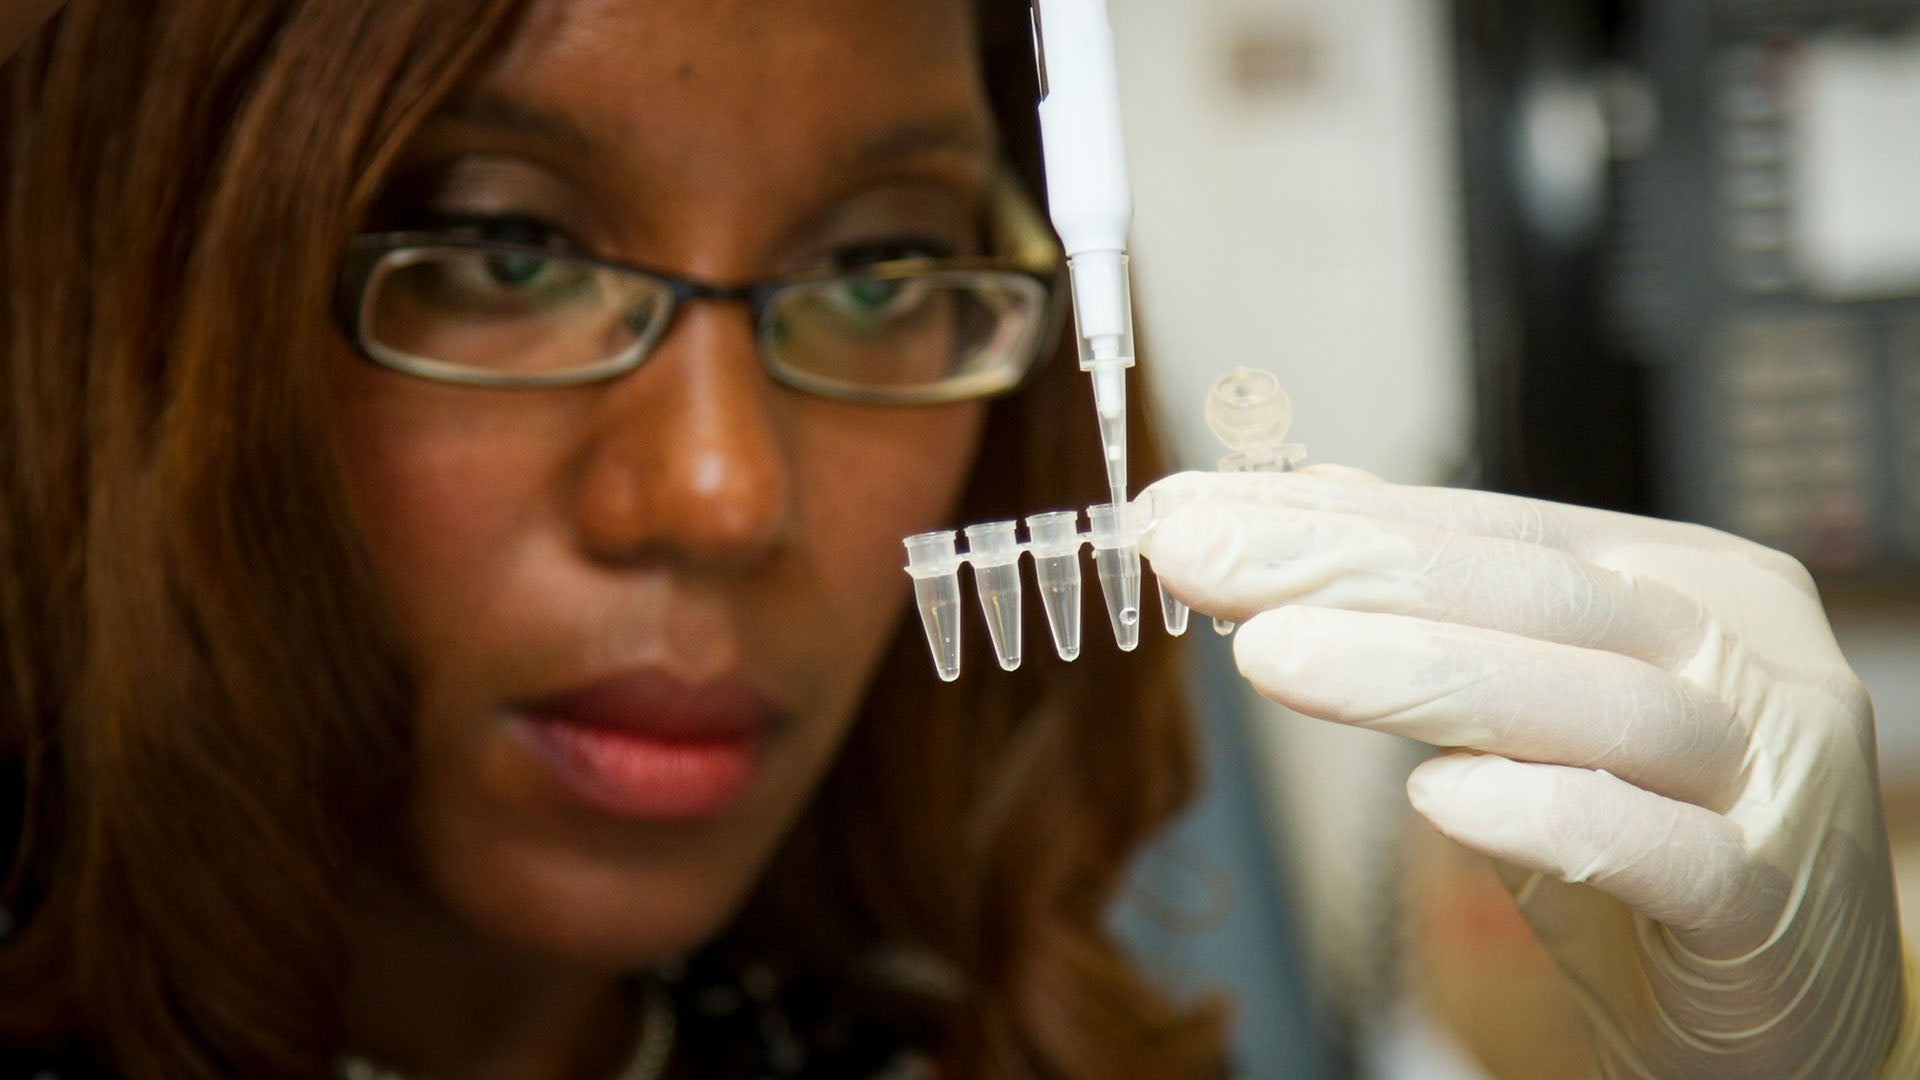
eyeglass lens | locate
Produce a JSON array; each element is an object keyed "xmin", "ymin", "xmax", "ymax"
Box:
[
  {"xmin": 765, "ymin": 272, "xmax": 1045, "ymax": 392},
  {"xmin": 361, "ymin": 246, "xmax": 1046, "ymax": 394}
]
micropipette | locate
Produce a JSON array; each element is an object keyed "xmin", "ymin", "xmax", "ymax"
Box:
[{"xmin": 1030, "ymin": 0, "xmax": 1135, "ymax": 509}]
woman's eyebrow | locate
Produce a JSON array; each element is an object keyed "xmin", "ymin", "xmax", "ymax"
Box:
[
  {"xmin": 839, "ymin": 115, "xmax": 994, "ymax": 171},
  {"xmin": 429, "ymin": 92, "xmax": 605, "ymax": 158},
  {"xmin": 428, "ymin": 95, "xmax": 989, "ymax": 173}
]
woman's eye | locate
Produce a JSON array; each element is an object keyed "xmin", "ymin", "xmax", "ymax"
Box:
[
  {"xmin": 375, "ymin": 215, "xmax": 602, "ymax": 314},
  {"xmin": 387, "ymin": 246, "xmax": 599, "ymax": 319},
  {"xmin": 450, "ymin": 249, "xmax": 592, "ymax": 305},
  {"xmin": 821, "ymin": 275, "xmax": 933, "ymax": 323},
  {"xmin": 837, "ymin": 277, "xmax": 913, "ymax": 312},
  {"xmin": 482, "ymin": 251, "xmax": 554, "ymax": 287},
  {"xmin": 810, "ymin": 238, "xmax": 953, "ymax": 321}
]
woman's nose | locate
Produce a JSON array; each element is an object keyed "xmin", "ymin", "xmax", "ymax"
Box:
[{"xmin": 569, "ymin": 302, "xmax": 794, "ymax": 567}]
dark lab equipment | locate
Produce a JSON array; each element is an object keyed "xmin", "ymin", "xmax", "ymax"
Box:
[{"xmin": 1455, "ymin": 0, "xmax": 1920, "ymax": 578}]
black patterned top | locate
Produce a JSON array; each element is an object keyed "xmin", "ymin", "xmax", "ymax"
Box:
[{"xmin": 0, "ymin": 946, "xmax": 948, "ymax": 1079}]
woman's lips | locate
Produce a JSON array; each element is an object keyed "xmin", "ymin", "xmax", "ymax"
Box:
[{"xmin": 515, "ymin": 670, "xmax": 777, "ymax": 821}]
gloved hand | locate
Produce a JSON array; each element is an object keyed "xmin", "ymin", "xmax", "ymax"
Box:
[{"xmin": 1141, "ymin": 466, "xmax": 1920, "ymax": 1080}]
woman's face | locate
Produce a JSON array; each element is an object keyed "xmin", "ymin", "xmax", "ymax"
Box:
[{"xmin": 330, "ymin": 0, "xmax": 991, "ymax": 967}]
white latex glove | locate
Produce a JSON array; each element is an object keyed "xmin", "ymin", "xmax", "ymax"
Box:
[{"xmin": 1141, "ymin": 467, "xmax": 1920, "ymax": 1080}]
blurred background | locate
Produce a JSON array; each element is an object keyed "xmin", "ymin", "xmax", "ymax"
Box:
[{"xmin": 1094, "ymin": 0, "xmax": 1920, "ymax": 1076}]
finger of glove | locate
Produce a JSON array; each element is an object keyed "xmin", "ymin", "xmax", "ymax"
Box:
[
  {"xmin": 1234, "ymin": 606, "xmax": 1749, "ymax": 809},
  {"xmin": 1146, "ymin": 497, "xmax": 1710, "ymax": 671},
  {"xmin": 1143, "ymin": 469, "xmax": 1737, "ymax": 562},
  {"xmin": 1408, "ymin": 753, "xmax": 1772, "ymax": 951},
  {"xmin": 1299, "ymin": 463, "xmax": 1387, "ymax": 485}
]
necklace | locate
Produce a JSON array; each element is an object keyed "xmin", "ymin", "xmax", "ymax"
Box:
[{"xmin": 337, "ymin": 980, "xmax": 675, "ymax": 1080}]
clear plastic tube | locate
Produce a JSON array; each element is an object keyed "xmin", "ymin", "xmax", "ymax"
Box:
[
  {"xmin": 903, "ymin": 531, "xmax": 964, "ymax": 682},
  {"xmin": 1158, "ymin": 579, "xmax": 1190, "ymax": 637},
  {"xmin": 973, "ymin": 563, "xmax": 1023, "ymax": 670},
  {"xmin": 1087, "ymin": 502, "xmax": 1142, "ymax": 652},
  {"xmin": 1094, "ymin": 548, "xmax": 1142, "ymax": 651},
  {"xmin": 964, "ymin": 521, "xmax": 1024, "ymax": 672},
  {"xmin": 1202, "ymin": 368, "xmax": 1304, "ymax": 638},
  {"xmin": 1025, "ymin": 510, "xmax": 1086, "ymax": 662},
  {"xmin": 1141, "ymin": 488, "xmax": 1191, "ymax": 637}
]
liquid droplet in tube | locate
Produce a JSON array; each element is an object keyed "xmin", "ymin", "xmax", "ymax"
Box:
[
  {"xmin": 1213, "ymin": 617, "xmax": 1236, "ymax": 636},
  {"xmin": 1086, "ymin": 503, "xmax": 1142, "ymax": 653},
  {"xmin": 1094, "ymin": 545, "xmax": 1142, "ymax": 652}
]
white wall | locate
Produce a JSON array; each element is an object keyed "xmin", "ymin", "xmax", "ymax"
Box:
[
  {"xmin": 1112, "ymin": 0, "xmax": 1471, "ymax": 482},
  {"xmin": 1107, "ymin": 0, "xmax": 1473, "ymax": 1031}
]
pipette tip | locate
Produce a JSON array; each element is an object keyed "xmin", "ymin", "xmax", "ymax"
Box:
[{"xmin": 1094, "ymin": 384, "xmax": 1127, "ymax": 509}]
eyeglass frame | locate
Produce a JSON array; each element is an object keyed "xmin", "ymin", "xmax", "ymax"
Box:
[{"xmin": 332, "ymin": 171, "xmax": 1069, "ymax": 405}]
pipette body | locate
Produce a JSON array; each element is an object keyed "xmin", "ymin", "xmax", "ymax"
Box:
[{"xmin": 1031, "ymin": 0, "xmax": 1135, "ymax": 509}]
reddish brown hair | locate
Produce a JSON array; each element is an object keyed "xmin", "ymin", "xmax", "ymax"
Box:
[{"xmin": 0, "ymin": 1, "xmax": 1225, "ymax": 1075}]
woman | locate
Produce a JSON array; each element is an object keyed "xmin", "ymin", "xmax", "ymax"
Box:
[
  {"xmin": 3, "ymin": 1, "xmax": 1916, "ymax": 1078},
  {"xmin": 2, "ymin": 0, "xmax": 1219, "ymax": 1076}
]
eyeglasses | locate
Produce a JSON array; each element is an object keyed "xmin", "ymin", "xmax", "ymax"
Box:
[{"xmin": 335, "ymin": 175, "xmax": 1065, "ymax": 404}]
